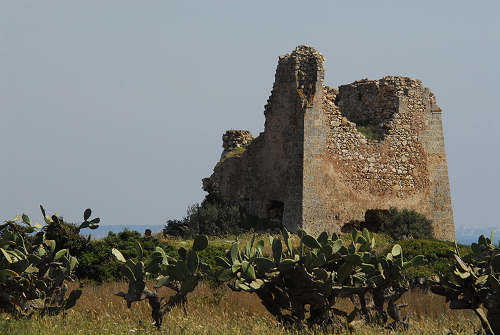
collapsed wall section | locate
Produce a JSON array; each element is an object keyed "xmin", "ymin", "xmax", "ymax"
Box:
[
  {"xmin": 305, "ymin": 76, "xmax": 455, "ymax": 240},
  {"xmin": 203, "ymin": 46, "xmax": 311, "ymax": 231}
]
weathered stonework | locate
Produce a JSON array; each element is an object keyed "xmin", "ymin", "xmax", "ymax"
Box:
[
  {"xmin": 203, "ymin": 46, "xmax": 455, "ymax": 241},
  {"xmin": 220, "ymin": 130, "xmax": 253, "ymax": 160}
]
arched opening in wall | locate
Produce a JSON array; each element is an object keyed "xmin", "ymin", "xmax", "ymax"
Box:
[
  {"xmin": 266, "ymin": 200, "xmax": 284, "ymax": 225},
  {"xmin": 335, "ymin": 80, "xmax": 399, "ymax": 142}
]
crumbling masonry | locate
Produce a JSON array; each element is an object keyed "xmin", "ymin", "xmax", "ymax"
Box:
[{"xmin": 203, "ymin": 46, "xmax": 455, "ymax": 241}]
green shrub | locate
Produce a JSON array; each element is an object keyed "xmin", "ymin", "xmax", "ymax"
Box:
[
  {"xmin": 78, "ymin": 239, "xmax": 121, "ymax": 282},
  {"xmin": 42, "ymin": 219, "xmax": 93, "ymax": 258},
  {"xmin": 185, "ymin": 198, "xmax": 241, "ymax": 236},
  {"xmin": 77, "ymin": 229, "xmax": 227, "ymax": 282},
  {"xmin": 379, "ymin": 208, "xmax": 433, "ymax": 240},
  {"xmin": 163, "ymin": 219, "xmax": 189, "ymax": 237},
  {"xmin": 197, "ymin": 244, "xmax": 226, "ymax": 268},
  {"xmin": 77, "ymin": 230, "xmax": 175, "ymax": 282},
  {"xmin": 395, "ymin": 239, "xmax": 471, "ymax": 280},
  {"xmin": 164, "ymin": 195, "xmax": 279, "ymax": 237},
  {"xmin": 1, "ymin": 221, "xmax": 228, "ymax": 284}
]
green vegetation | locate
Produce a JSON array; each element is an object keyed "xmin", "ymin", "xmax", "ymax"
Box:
[
  {"xmin": 78, "ymin": 230, "xmax": 175, "ymax": 282},
  {"xmin": 78, "ymin": 230, "xmax": 225, "ymax": 283},
  {"xmin": 164, "ymin": 194, "xmax": 280, "ymax": 237},
  {"xmin": 431, "ymin": 234, "xmax": 500, "ymax": 335},
  {"xmin": 112, "ymin": 236, "xmax": 211, "ymax": 328},
  {"xmin": 396, "ymin": 238, "xmax": 471, "ymax": 281},
  {"xmin": 2, "ymin": 205, "xmax": 495, "ymax": 334},
  {"xmin": 217, "ymin": 228, "xmax": 424, "ymax": 329},
  {"xmin": 0, "ymin": 211, "xmax": 227, "ymax": 284},
  {"xmin": 356, "ymin": 124, "xmax": 385, "ymax": 141},
  {"xmin": 220, "ymin": 146, "xmax": 246, "ymax": 163},
  {"xmin": 0, "ymin": 206, "xmax": 99, "ymax": 316},
  {"xmin": 368, "ymin": 208, "xmax": 434, "ymax": 241}
]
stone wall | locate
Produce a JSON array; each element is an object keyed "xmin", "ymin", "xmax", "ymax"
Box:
[
  {"xmin": 203, "ymin": 46, "xmax": 455, "ymax": 241},
  {"xmin": 203, "ymin": 47, "xmax": 310, "ymax": 228},
  {"xmin": 220, "ymin": 130, "xmax": 253, "ymax": 159},
  {"xmin": 336, "ymin": 79, "xmax": 399, "ymax": 129},
  {"xmin": 420, "ymin": 94, "xmax": 455, "ymax": 240}
]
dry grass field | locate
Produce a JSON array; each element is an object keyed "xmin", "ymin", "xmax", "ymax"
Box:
[{"xmin": 0, "ymin": 281, "xmax": 482, "ymax": 335}]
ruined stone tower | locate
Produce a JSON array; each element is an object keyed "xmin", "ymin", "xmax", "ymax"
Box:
[{"xmin": 203, "ymin": 46, "xmax": 455, "ymax": 241}]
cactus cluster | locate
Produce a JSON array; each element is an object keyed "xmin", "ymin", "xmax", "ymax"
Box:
[
  {"xmin": 216, "ymin": 228, "xmax": 424, "ymax": 328},
  {"xmin": 431, "ymin": 234, "xmax": 500, "ymax": 335},
  {"xmin": 334, "ymin": 231, "xmax": 425, "ymax": 328},
  {"xmin": 0, "ymin": 206, "xmax": 99, "ymax": 316},
  {"xmin": 111, "ymin": 228, "xmax": 426, "ymax": 330},
  {"xmin": 112, "ymin": 235, "xmax": 211, "ymax": 328}
]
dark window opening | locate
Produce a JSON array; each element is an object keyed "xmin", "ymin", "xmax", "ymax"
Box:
[{"xmin": 267, "ymin": 200, "xmax": 284, "ymax": 223}]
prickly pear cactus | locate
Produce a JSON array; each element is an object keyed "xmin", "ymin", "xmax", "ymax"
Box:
[
  {"xmin": 331, "ymin": 229, "xmax": 425, "ymax": 328},
  {"xmin": 431, "ymin": 234, "xmax": 500, "ymax": 335},
  {"xmin": 0, "ymin": 206, "xmax": 99, "ymax": 316},
  {"xmin": 112, "ymin": 235, "xmax": 211, "ymax": 328},
  {"xmin": 216, "ymin": 228, "xmax": 424, "ymax": 329},
  {"xmin": 216, "ymin": 228, "xmax": 344, "ymax": 326}
]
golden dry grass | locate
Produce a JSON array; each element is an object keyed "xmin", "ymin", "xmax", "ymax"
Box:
[{"xmin": 0, "ymin": 281, "xmax": 482, "ymax": 335}]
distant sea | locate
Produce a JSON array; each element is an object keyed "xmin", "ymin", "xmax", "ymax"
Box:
[
  {"xmin": 87, "ymin": 224, "xmax": 499, "ymax": 245},
  {"xmin": 454, "ymin": 226, "xmax": 500, "ymax": 245}
]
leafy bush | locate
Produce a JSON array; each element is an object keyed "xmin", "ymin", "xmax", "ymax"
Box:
[
  {"xmin": 77, "ymin": 230, "xmax": 175, "ymax": 282},
  {"xmin": 184, "ymin": 199, "xmax": 241, "ymax": 236},
  {"xmin": 163, "ymin": 219, "xmax": 189, "ymax": 237},
  {"xmin": 164, "ymin": 194, "xmax": 279, "ymax": 237},
  {"xmin": 76, "ymin": 229, "xmax": 226, "ymax": 282},
  {"xmin": 398, "ymin": 239, "xmax": 471, "ymax": 279},
  {"xmin": 395, "ymin": 239, "xmax": 470, "ymax": 281},
  {"xmin": 196, "ymin": 244, "xmax": 226, "ymax": 269},
  {"xmin": 377, "ymin": 208, "xmax": 433, "ymax": 240},
  {"xmin": 42, "ymin": 219, "xmax": 93, "ymax": 258}
]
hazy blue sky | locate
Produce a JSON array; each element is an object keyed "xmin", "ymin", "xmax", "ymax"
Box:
[{"xmin": 1, "ymin": 1, "xmax": 499, "ymax": 235}]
